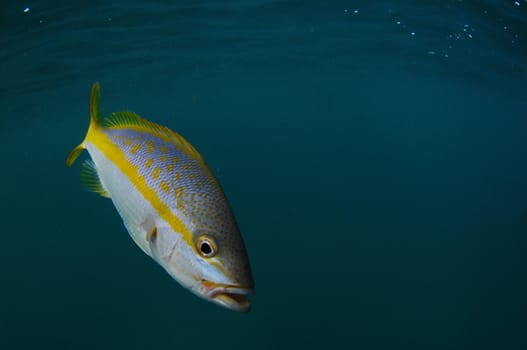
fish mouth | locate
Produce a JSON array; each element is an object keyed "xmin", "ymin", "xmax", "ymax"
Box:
[{"xmin": 202, "ymin": 281, "xmax": 254, "ymax": 312}]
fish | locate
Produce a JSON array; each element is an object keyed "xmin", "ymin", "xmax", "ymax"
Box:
[{"xmin": 66, "ymin": 82, "xmax": 254, "ymax": 312}]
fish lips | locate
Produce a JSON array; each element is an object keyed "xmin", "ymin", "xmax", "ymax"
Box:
[{"xmin": 203, "ymin": 282, "xmax": 254, "ymax": 312}]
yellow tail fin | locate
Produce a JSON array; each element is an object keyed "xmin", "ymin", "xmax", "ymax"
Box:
[
  {"xmin": 66, "ymin": 144, "xmax": 85, "ymax": 167},
  {"xmin": 66, "ymin": 82, "xmax": 102, "ymax": 167},
  {"xmin": 90, "ymin": 81, "xmax": 102, "ymax": 125}
]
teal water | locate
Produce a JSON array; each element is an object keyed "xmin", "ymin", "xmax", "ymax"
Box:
[{"xmin": 1, "ymin": 1, "xmax": 527, "ymax": 349}]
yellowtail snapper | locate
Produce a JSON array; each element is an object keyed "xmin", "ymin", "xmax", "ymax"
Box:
[{"xmin": 67, "ymin": 83, "xmax": 254, "ymax": 312}]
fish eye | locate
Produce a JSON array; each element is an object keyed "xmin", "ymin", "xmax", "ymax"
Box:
[{"xmin": 196, "ymin": 235, "xmax": 218, "ymax": 258}]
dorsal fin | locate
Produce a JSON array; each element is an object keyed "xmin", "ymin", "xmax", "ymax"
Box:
[
  {"xmin": 80, "ymin": 160, "xmax": 110, "ymax": 198},
  {"xmin": 103, "ymin": 111, "xmax": 204, "ymax": 162}
]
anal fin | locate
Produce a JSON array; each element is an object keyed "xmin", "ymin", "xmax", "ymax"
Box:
[{"xmin": 80, "ymin": 160, "xmax": 110, "ymax": 198}]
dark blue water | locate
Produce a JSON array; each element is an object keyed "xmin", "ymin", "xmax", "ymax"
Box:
[{"xmin": 1, "ymin": 1, "xmax": 526, "ymax": 349}]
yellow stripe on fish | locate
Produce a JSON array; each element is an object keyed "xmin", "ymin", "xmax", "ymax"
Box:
[{"xmin": 86, "ymin": 125, "xmax": 195, "ymax": 247}]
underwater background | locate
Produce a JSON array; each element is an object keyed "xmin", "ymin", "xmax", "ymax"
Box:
[{"xmin": 1, "ymin": 0, "xmax": 526, "ymax": 349}]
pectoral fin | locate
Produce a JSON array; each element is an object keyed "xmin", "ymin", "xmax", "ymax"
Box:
[
  {"xmin": 146, "ymin": 226, "xmax": 157, "ymax": 243},
  {"xmin": 141, "ymin": 216, "xmax": 160, "ymax": 260},
  {"xmin": 118, "ymin": 214, "xmax": 157, "ymax": 258}
]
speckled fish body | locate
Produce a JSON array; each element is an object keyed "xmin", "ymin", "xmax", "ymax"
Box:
[{"xmin": 67, "ymin": 83, "xmax": 254, "ymax": 312}]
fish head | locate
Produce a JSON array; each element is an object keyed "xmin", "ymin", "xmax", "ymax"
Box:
[
  {"xmin": 192, "ymin": 229, "xmax": 255, "ymax": 312},
  {"xmin": 152, "ymin": 219, "xmax": 254, "ymax": 312}
]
